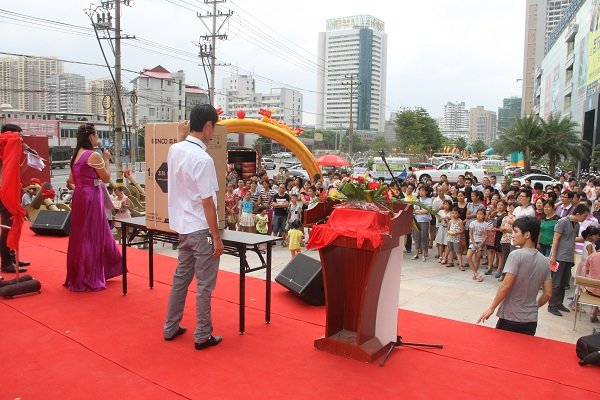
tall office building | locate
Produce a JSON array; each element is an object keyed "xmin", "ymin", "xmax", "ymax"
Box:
[
  {"xmin": 46, "ymin": 73, "xmax": 86, "ymax": 114},
  {"xmin": 469, "ymin": 106, "xmax": 497, "ymax": 145},
  {"xmin": 497, "ymin": 97, "xmax": 522, "ymax": 132},
  {"xmin": 0, "ymin": 56, "xmax": 64, "ymax": 112},
  {"xmin": 87, "ymin": 78, "xmax": 113, "ymax": 120},
  {"xmin": 316, "ymin": 15, "xmax": 387, "ymax": 133},
  {"xmin": 521, "ymin": 0, "xmax": 571, "ymax": 116},
  {"xmin": 439, "ymin": 101, "xmax": 469, "ymax": 141}
]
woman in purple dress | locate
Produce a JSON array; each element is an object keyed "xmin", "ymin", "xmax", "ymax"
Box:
[{"xmin": 64, "ymin": 123, "xmax": 122, "ymax": 291}]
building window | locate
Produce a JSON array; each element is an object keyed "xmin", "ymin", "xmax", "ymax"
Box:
[{"xmin": 149, "ymin": 108, "xmax": 156, "ymax": 116}]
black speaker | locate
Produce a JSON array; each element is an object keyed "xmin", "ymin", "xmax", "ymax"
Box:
[
  {"xmin": 30, "ymin": 210, "xmax": 71, "ymax": 236},
  {"xmin": 275, "ymin": 253, "xmax": 324, "ymax": 306}
]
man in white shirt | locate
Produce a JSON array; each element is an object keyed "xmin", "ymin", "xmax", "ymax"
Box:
[
  {"xmin": 512, "ymin": 189, "xmax": 535, "ymax": 219},
  {"xmin": 163, "ymin": 104, "xmax": 224, "ymax": 350}
]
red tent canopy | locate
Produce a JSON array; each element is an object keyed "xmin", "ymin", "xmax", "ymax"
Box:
[{"xmin": 315, "ymin": 154, "xmax": 350, "ymax": 167}]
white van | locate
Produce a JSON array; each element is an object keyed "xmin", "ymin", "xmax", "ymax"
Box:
[
  {"xmin": 478, "ymin": 159, "xmax": 506, "ymax": 177},
  {"xmin": 370, "ymin": 157, "xmax": 410, "ymax": 182}
]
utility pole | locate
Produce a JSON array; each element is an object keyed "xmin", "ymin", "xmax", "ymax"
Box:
[
  {"xmin": 91, "ymin": 0, "xmax": 134, "ymax": 184},
  {"xmin": 113, "ymin": 0, "xmax": 124, "ymax": 183},
  {"xmin": 342, "ymin": 73, "xmax": 359, "ymax": 157},
  {"xmin": 130, "ymin": 90, "xmax": 137, "ymax": 167},
  {"xmin": 197, "ymin": 0, "xmax": 233, "ymax": 104}
]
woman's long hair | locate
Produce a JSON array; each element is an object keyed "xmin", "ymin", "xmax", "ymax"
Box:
[{"xmin": 70, "ymin": 123, "xmax": 96, "ymax": 168}]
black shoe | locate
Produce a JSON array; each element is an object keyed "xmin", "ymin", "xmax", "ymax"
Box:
[
  {"xmin": 18, "ymin": 260, "xmax": 30, "ymax": 267},
  {"xmin": 548, "ymin": 308, "xmax": 562, "ymax": 317},
  {"xmin": 164, "ymin": 327, "xmax": 187, "ymax": 341},
  {"xmin": 194, "ymin": 335, "xmax": 222, "ymax": 350},
  {"xmin": 557, "ymin": 304, "xmax": 571, "ymax": 313},
  {"xmin": 1, "ymin": 264, "xmax": 27, "ymax": 273}
]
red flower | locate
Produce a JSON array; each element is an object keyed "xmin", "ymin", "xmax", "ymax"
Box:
[
  {"xmin": 41, "ymin": 189, "xmax": 56, "ymax": 200},
  {"xmin": 356, "ymin": 176, "xmax": 365, "ymax": 184},
  {"xmin": 367, "ymin": 181, "xmax": 379, "ymax": 190}
]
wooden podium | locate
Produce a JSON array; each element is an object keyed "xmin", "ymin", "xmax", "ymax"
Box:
[{"xmin": 306, "ymin": 204, "xmax": 413, "ymax": 363}]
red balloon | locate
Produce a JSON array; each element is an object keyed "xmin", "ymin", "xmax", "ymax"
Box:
[{"xmin": 236, "ymin": 109, "xmax": 246, "ymax": 119}]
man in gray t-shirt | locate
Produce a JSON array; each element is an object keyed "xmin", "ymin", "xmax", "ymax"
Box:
[
  {"xmin": 548, "ymin": 204, "xmax": 590, "ymax": 316},
  {"xmin": 478, "ymin": 217, "xmax": 552, "ymax": 336}
]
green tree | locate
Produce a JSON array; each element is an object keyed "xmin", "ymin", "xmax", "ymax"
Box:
[
  {"xmin": 493, "ymin": 114, "xmax": 543, "ymax": 174},
  {"xmin": 591, "ymin": 144, "xmax": 600, "ymax": 171},
  {"xmin": 539, "ymin": 113, "xmax": 589, "ymax": 176},
  {"xmin": 471, "ymin": 139, "xmax": 487, "ymax": 154},
  {"xmin": 455, "ymin": 137, "xmax": 467, "ymax": 152},
  {"xmin": 395, "ymin": 108, "xmax": 444, "ymax": 153},
  {"xmin": 369, "ymin": 136, "xmax": 389, "ymax": 152}
]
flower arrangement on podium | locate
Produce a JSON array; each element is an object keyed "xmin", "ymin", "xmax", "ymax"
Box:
[
  {"xmin": 306, "ymin": 173, "xmax": 432, "ymax": 251},
  {"xmin": 327, "ymin": 174, "xmax": 432, "ymax": 218}
]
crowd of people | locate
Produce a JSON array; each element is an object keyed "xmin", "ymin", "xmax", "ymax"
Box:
[{"xmin": 223, "ymin": 162, "xmax": 600, "ymax": 335}]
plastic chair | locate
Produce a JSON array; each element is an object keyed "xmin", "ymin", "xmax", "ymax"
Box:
[{"xmin": 573, "ymin": 275, "xmax": 600, "ymax": 330}]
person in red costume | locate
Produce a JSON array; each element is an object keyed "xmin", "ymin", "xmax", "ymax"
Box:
[{"xmin": 0, "ymin": 124, "xmax": 31, "ymax": 274}]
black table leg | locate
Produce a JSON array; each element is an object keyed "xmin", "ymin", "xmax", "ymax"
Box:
[
  {"xmin": 121, "ymin": 222, "xmax": 127, "ymax": 295},
  {"xmin": 149, "ymin": 232, "xmax": 154, "ymax": 289},
  {"xmin": 266, "ymin": 242, "xmax": 272, "ymax": 324},
  {"xmin": 239, "ymin": 244, "xmax": 246, "ymax": 334}
]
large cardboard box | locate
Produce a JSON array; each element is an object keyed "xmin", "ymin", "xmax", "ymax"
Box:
[{"xmin": 145, "ymin": 123, "xmax": 227, "ymax": 232}]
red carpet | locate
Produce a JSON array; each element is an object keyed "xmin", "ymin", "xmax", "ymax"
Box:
[{"xmin": 1, "ymin": 225, "xmax": 599, "ymax": 399}]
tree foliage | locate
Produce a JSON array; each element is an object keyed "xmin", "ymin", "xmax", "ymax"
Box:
[
  {"xmin": 538, "ymin": 113, "xmax": 589, "ymax": 176},
  {"xmin": 471, "ymin": 139, "xmax": 487, "ymax": 154},
  {"xmin": 493, "ymin": 114, "xmax": 543, "ymax": 174},
  {"xmin": 591, "ymin": 144, "xmax": 600, "ymax": 170},
  {"xmin": 395, "ymin": 108, "xmax": 444, "ymax": 153},
  {"xmin": 455, "ymin": 137, "xmax": 467, "ymax": 152}
]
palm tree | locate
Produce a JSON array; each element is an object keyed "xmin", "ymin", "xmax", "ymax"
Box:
[
  {"xmin": 539, "ymin": 113, "xmax": 589, "ymax": 177},
  {"xmin": 493, "ymin": 114, "xmax": 544, "ymax": 173}
]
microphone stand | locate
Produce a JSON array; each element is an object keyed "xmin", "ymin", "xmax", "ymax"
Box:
[
  {"xmin": 376, "ymin": 149, "xmax": 444, "ymax": 366},
  {"xmin": 378, "ymin": 150, "xmax": 405, "ymax": 199}
]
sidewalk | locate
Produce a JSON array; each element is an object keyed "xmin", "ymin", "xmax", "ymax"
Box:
[{"xmin": 153, "ymin": 241, "xmax": 595, "ymax": 344}]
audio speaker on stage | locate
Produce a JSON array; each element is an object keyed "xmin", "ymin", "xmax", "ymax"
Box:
[
  {"xmin": 30, "ymin": 210, "xmax": 71, "ymax": 236},
  {"xmin": 275, "ymin": 253, "xmax": 324, "ymax": 306}
]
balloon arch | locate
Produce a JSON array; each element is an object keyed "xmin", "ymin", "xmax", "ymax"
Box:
[{"xmin": 219, "ymin": 118, "xmax": 320, "ymax": 179}]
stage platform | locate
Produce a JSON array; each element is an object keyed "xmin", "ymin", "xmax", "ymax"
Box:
[{"xmin": 1, "ymin": 226, "xmax": 599, "ymax": 399}]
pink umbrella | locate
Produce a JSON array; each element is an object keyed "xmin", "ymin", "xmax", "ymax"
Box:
[{"xmin": 316, "ymin": 154, "xmax": 351, "ymax": 167}]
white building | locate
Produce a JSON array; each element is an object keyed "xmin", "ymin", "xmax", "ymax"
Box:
[
  {"xmin": 46, "ymin": 73, "xmax": 86, "ymax": 114},
  {"xmin": 522, "ymin": 0, "xmax": 572, "ymax": 116},
  {"xmin": 439, "ymin": 101, "xmax": 470, "ymax": 141},
  {"xmin": 316, "ymin": 15, "xmax": 387, "ymax": 133},
  {"xmin": 133, "ymin": 65, "xmax": 185, "ymax": 125},
  {"xmin": 216, "ymin": 74, "xmax": 302, "ymax": 126},
  {"xmin": 184, "ymin": 86, "xmax": 209, "ymax": 119},
  {"xmin": 0, "ymin": 56, "xmax": 63, "ymax": 112},
  {"xmin": 537, "ymin": 0, "xmax": 594, "ymax": 153},
  {"xmin": 469, "ymin": 106, "xmax": 497, "ymax": 145}
]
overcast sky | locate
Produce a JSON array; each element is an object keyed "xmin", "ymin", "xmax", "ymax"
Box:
[{"xmin": 0, "ymin": 0, "xmax": 525, "ymax": 124}]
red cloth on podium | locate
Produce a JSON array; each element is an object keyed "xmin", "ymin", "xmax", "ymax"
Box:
[
  {"xmin": 307, "ymin": 208, "xmax": 391, "ymax": 250},
  {"xmin": 0, "ymin": 132, "xmax": 25, "ymax": 251}
]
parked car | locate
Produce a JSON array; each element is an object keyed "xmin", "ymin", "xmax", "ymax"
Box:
[
  {"xmin": 517, "ymin": 173, "xmax": 558, "ymax": 189},
  {"xmin": 282, "ymin": 159, "xmax": 298, "ymax": 168},
  {"xmin": 287, "ymin": 168, "xmax": 310, "ymax": 180},
  {"xmin": 272, "ymin": 152, "xmax": 293, "ymax": 159},
  {"xmin": 261, "ymin": 157, "xmax": 276, "ymax": 170},
  {"xmin": 412, "ymin": 162, "xmax": 435, "ymax": 171},
  {"xmin": 414, "ymin": 161, "xmax": 487, "ymax": 183}
]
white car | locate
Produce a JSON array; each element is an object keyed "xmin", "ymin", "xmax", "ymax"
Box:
[
  {"xmin": 518, "ymin": 173, "xmax": 558, "ymax": 189},
  {"xmin": 261, "ymin": 157, "xmax": 276, "ymax": 170},
  {"xmin": 414, "ymin": 161, "xmax": 488, "ymax": 183},
  {"xmin": 272, "ymin": 152, "xmax": 293, "ymax": 159}
]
